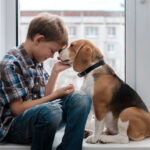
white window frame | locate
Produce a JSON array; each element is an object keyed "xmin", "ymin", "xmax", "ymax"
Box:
[
  {"xmin": 125, "ymin": 0, "xmax": 136, "ymax": 88},
  {"xmin": 126, "ymin": 0, "xmax": 150, "ymax": 109},
  {"xmin": 0, "ymin": 0, "xmax": 17, "ymax": 60},
  {"xmin": 1, "ymin": 0, "xmax": 150, "ymax": 109}
]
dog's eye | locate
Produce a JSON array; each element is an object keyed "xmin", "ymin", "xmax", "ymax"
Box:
[
  {"xmin": 58, "ymin": 49, "xmax": 62, "ymax": 54},
  {"xmin": 70, "ymin": 44, "xmax": 74, "ymax": 47}
]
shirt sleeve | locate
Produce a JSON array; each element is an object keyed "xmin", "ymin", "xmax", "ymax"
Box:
[
  {"xmin": 0, "ymin": 64, "xmax": 28, "ymax": 105},
  {"xmin": 43, "ymin": 69, "xmax": 49, "ymax": 85}
]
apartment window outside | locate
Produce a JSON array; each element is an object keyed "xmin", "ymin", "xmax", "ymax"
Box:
[
  {"xmin": 68, "ymin": 26, "xmax": 77, "ymax": 37},
  {"xmin": 106, "ymin": 43, "xmax": 116, "ymax": 54},
  {"xmin": 85, "ymin": 27, "xmax": 99, "ymax": 37},
  {"xmin": 107, "ymin": 27, "xmax": 116, "ymax": 37},
  {"xmin": 19, "ymin": 0, "xmax": 125, "ymax": 89}
]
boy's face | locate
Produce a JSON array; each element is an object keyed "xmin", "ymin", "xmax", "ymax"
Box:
[{"xmin": 32, "ymin": 35, "xmax": 65, "ymax": 63}]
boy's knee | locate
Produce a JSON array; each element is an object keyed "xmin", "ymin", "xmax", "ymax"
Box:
[
  {"xmin": 75, "ymin": 93, "xmax": 92, "ymax": 110},
  {"xmin": 66, "ymin": 92, "xmax": 92, "ymax": 111},
  {"xmin": 36, "ymin": 103, "xmax": 62, "ymax": 127}
]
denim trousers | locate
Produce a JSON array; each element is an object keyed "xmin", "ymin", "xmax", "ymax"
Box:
[{"xmin": 4, "ymin": 92, "xmax": 92, "ymax": 150}]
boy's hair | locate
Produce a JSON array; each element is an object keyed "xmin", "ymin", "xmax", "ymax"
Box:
[{"xmin": 27, "ymin": 12, "xmax": 68, "ymax": 46}]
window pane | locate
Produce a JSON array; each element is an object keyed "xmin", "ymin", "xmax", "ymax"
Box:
[
  {"xmin": 19, "ymin": 0, "xmax": 125, "ymax": 90},
  {"xmin": 68, "ymin": 26, "xmax": 77, "ymax": 37}
]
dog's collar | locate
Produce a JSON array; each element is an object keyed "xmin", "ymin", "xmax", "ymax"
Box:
[{"xmin": 77, "ymin": 60, "xmax": 105, "ymax": 77}]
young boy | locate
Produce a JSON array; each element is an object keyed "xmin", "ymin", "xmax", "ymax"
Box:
[{"xmin": 0, "ymin": 13, "xmax": 91, "ymax": 150}]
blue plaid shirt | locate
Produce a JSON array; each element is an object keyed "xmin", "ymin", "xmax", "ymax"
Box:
[{"xmin": 0, "ymin": 44, "xmax": 49, "ymax": 141}]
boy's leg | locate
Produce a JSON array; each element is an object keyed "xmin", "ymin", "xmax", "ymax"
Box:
[
  {"xmin": 57, "ymin": 92, "xmax": 92, "ymax": 150},
  {"xmin": 4, "ymin": 101, "xmax": 64, "ymax": 150}
]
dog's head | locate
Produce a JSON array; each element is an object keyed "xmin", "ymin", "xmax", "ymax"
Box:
[{"xmin": 59, "ymin": 39, "xmax": 104, "ymax": 72}]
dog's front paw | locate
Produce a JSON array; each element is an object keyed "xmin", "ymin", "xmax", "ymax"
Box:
[
  {"xmin": 84, "ymin": 130, "xmax": 93, "ymax": 138},
  {"xmin": 86, "ymin": 135, "xmax": 99, "ymax": 144},
  {"xmin": 99, "ymin": 134, "xmax": 129, "ymax": 144},
  {"xmin": 99, "ymin": 135, "xmax": 109, "ymax": 144}
]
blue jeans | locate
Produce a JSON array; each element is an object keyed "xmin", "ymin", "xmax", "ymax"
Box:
[{"xmin": 4, "ymin": 92, "xmax": 92, "ymax": 150}]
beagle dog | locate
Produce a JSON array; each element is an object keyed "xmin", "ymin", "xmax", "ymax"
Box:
[{"xmin": 59, "ymin": 39, "xmax": 150, "ymax": 144}]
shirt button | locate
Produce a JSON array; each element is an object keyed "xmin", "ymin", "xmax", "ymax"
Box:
[
  {"xmin": 35, "ymin": 82, "xmax": 39, "ymax": 86},
  {"xmin": 33, "ymin": 94, "xmax": 37, "ymax": 99}
]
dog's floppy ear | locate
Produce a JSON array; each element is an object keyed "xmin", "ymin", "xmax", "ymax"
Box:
[{"xmin": 73, "ymin": 46, "xmax": 92, "ymax": 72}]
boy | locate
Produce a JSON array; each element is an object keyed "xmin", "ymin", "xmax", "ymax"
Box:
[{"xmin": 0, "ymin": 13, "xmax": 91, "ymax": 150}]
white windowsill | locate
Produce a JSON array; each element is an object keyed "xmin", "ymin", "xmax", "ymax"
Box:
[{"xmin": 0, "ymin": 131, "xmax": 150, "ymax": 150}]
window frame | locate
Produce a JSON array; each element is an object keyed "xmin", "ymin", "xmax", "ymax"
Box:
[
  {"xmin": 0, "ymin": 0, "xmax": 18, "ymax": 59},
  {"xmin": 125, "ymin": 0, "xmax": 136, "ymax": 89}
]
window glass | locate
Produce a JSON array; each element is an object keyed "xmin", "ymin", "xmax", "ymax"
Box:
[{"xmin": 19, "ymin": 0, "xmax": 125, "ymax": 89}]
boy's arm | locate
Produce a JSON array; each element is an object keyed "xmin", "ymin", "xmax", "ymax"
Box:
[
  {"xmin": 45, "ymin": 70, "xmax": 59, "ymax": 96},
  {"xmin": 9, "ymin": 93, "xmax": 56, "ymax": 116},
  {"xmin": 9, "ymin": 84, "xmax": 74, "ymax": 116}
]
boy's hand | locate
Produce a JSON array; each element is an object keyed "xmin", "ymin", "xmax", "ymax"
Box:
[
  {"xmin": 52, "ymin": 62, "xmax": 71, "ymax": 74},
  {"xmin": 53, "ymin": 84, "xmax": 74, "ymax": 99}
]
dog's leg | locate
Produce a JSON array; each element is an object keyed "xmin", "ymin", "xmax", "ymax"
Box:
[
  {"xmin": 99, "ymin": 118, "xmax": 129, "ymax": 144},
  {"xmin": 86, "ymin": 118, "xmax": 104, "ymax": 144},
  {"xmin": 84, "ymin": 110, "xmax": 94, "ymax": 138}
]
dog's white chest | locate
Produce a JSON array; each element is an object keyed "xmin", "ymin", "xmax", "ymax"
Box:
[{"xmin": 80, "ymin": 72, "xmax": 94, "ymax": 98}]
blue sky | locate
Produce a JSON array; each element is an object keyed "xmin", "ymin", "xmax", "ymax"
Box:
[{"xmin": 20, "ymin": 0, "xmax": 125, "ymax": 11}]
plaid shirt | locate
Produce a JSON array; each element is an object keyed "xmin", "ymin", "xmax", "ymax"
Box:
[{"xmin": 0, "ymin": 44, "xmax": 49, "ymax": 141}]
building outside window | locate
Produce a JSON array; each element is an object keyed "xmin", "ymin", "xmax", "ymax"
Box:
[
  {"xmin": 85, "ymin": 27, "xmax": 99, "ymax": 37},
  {"xmin": 68, "ymin": 26, "xmax": 77, "ymax": 37}
]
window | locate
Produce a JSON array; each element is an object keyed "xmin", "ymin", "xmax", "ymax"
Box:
[
  {"xmin": 85, "ymin": 27, "xmax": 99, "ymax": 37},
  {"xmin": 107, "ymin": 27, "xmax": 116, "ymax": 37},
  {"xmin": 106, "ymin": 43, "xmax": 116, "ymax": 53},
  {"xmin": 68, "ymin": 26, "xmax": 77, "ymax": 37}
]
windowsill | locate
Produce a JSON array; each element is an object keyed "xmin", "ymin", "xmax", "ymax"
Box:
[{"xmin": 0, "ymin": 131, "xmax": 150, "ymax": 150}]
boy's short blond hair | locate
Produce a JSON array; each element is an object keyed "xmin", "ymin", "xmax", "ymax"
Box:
[{"xmin": 27, "ymin": 12, "xmax": 68, "ymax": 46}]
